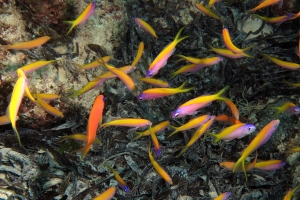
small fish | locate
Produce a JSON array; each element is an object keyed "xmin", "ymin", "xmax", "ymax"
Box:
[
  {"xmin": 271, "ymin": 102, "xmax": 300, "ymax": 116},
  {"xmin": 60, "ymin": 134, "xmax": 102, "ymax": 145},
  {"xmin": 172, "ymin": 85, "xmax": 230, "ymax": 118},
  {"xmin": 132, "ymin": 120, "xmax": 170, "ymax": 141},
  {"xmin": 93, "ymin": 187, "xmax": 115, "ymax": 200},
  {"xmin": 131, "ymin": 42, "xmax": 144, "ymax": 66},
  {"xmin": 224, "ymin": 100, "xmax": 239, "ymax": 120},
  {"xmin": 64, "ymin": 2, "xmax": 96, "ymax": 36},
  {"xmin": 247, "ymin": 0, "xmax": 282, "ymax": 13},
  {"xmin": 172, "ymin": 64, "xmax": 203, "ymax": 78},
  {"xmin": 75, "ymin": 95, "xmax": 104, "ymax": 160},
  {"xmin": 168, "ymin": 115, "xmax": 211, "ymax": 138},
  {"xmin": 214, "ymin": 192, "xmax": 231, "ymax": 200},
  {"xmin": 146, "ymin": 27, "xmax": 189, "ymax": 77},
  {"xmin": 150, "ymin": 126, "xmax": 162, "ymax": 156},
  {"xmin": 70, "ymin": 65, "xmax": 135, "ymax": 97},
  {"xmin": 222, "ymin": 28, "xmax": 253, "ymax": 57},
  {"xmin": 287, "ymin": 146, "xmax": 300, "ymax": 153},
  {"xmin": 233, "ymin": 120, "xmax": 280, "ymax": 181},
  {"xmin": 139, "ymin": 78, "xmax": 170, "ymax": 88},
  {"xmin": 177, "ymin": 55, "xmax": 223, "ymax": 65},
  {"xmin": 207, "ymin": 43, "xmax": 244, "ymax": 59},
  {"xmin": 104, "ymin": 164, "xmax": 130, "ymax": 193},
  {"xmin": 254, "ymin": 14, "xmax": 293, "ymax": 24},
  {"xmin": 9, "ymin": 69, "xmax": 28, "ymax": 145},
  {"xmin": 78, "ymin": 56, "xmax": 111, "ymax": 70},
  {"xmin": 177, "ymin": 116, "xmax": 215, "ymax": 157},
  {"xmin": 103, "ymin": 63, "xmax": 136, "ymax": 93},
  {"xmin": 215, "ymin": 114, "xmax": 241, "ymax": 125},
  {"xmin": 220, "ymin": 152, "xmax": 258, "ymax": 172},
  {"xmin": 283, "ymin": 185, "xmax": 300, "ymax": 200},
  {"xmin": 284, "ymin": 80, "xmax": 300, "ymax": 88},
  {"xmin": 138, "ymin": 81, "xmax": 193, "ymax": 100},
  {"xmin": 36, "ymin": 95, "xmax": 64, "ymax": 117},
  {"xmin": 207, "ymin": 123, "xmax": 256, "ymax": 144},
  {"xmin": 100, "ymin": 118, "xmax": 152, "ymax": 129},
  {"xmin": 254, "ymin": 160, "xmax": 286, "ymax": 171},
  {"xmin": 261, "ymin": 53, "xmax": 300, "ymax": 70},
  {"xmin": 195, "ymin": 3, "xmax": 221, "ymax": 21},
  {"xmin": 149, "ymin": 148, "xmax": 173, "ymax": 185},
  {"xmin": 134, "ymin": 18, "xmax": 158, "ymax": 39},
  {"xmin": 20, "ymin": 60, "xmax": 57, "ymax": 74},
  {"xmin": 208, "ymin": 0, "xmax": 222, "ymax": 8},
  {"xmin": 35, "ymin": 93, "xmax": 60, "ymax": 101},
  {"xmin": 0, "ymin": 36, "xmax": 50, "ymax": 50}
]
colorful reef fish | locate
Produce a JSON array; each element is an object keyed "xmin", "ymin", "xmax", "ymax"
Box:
[{"xmin": 0, "ymin": 36, "xmax": 50, "ymax": 50}]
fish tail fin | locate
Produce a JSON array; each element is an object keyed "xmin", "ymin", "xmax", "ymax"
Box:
[
  {"xmin": 241, "ymin": 45, "xmax": 255, "ymax": 58},
  {"xmin": 174, "ymin": 27, "xmax": 189, "ymax": 45},
  {"xmin": 206, "ymin": 132, "xmax": 220, "ymax": 144},
  {"xmin": 131, "ymin": 131, "xmax": 143, "ymax": 142},
  {"xmin": 63, "ymin": 20, "xmax": 76, "ymax": 36},
  {"xmin": 68, "ymin": 89, "xmax": 81, "ymax": 98},
  {"xmin": 177, "ymin": 81, "xmax": 194, "ymax": 93},
  {"xmin": 233, "ymin": 156, "xmax": 245, "ymax": 174},
  {"xmin": 12, "ymin": 123, "xmax": 22, "ymax": 145},
  {"xmin": 215, "ymin": 85, "xmax": 231, "ymax": 101},
  {"xmin": 284, "ymin": 80, "xmax": 293, "ymax": 86},
  {"xmin": 72, "ymin": 144, "xmax": 92, "ymax": 161},
  {"xmin": 167, "ymin": 125, "xmax": 179, "ymax": 138},
  {"xmin": 269, "ymin": 106, "xmax": 281, "ymax": 116},
  {"xmin": 171, "ymin": 72, "xmax": 178, "ymax": 79},
  {"xmin": 176, "ymin": 146, "xmax": 189, "ymax": 157}
]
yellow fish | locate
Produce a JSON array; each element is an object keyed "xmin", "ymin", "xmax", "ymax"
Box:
[{"xmin": 0, "ymin": 36, "xmax": 50, "ymax": 50}]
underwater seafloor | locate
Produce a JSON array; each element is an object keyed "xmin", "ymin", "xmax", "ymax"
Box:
[{"xmin": 1, "ymin": 0, "xmax": 300, "ymax": 199}]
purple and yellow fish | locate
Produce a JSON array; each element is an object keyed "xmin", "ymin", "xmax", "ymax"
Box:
[
  {"xmin": 150, "ymin": 126, "xmax": 162, "ymax": 156},
  {"xmin": 283, "ymin": 184, "xmax": 300, "ymax": 200},
  {"xmin": 132, "ymin": 120, "xmax": 169, "ymax": 141},
  {"xmin": 64, "ymin": 2, "xmax": 96, "ymax": 36},
  {"xmin": 139, "ymin": 78, "xmax": 170, "ymax": 88},
  {"xmin": 134, "ymin": 18, "xmax": 158, "ymax": 39},
  {"xmin": 214, "ymin": 192, "xmax": 231, "ymax": 200},
  {"xmin": 104, "ymin": 164, "xmax": 130, "ymax": 193},
  {"xmin": 20, "ymin": 60, "xmax": 56, "ymax": 74},
  {"xmin": 233, "ymin": 120, "xmax": 280, "ymax": 181},
  {"xmin": 146, "ymin": 27, "xmax": 189, "ymax": 77},
  {"xmin": 271, "ymin": 102, "xmax": 300, "ymax": 116},
  {"xmin": 100, "ymin": 118, "xmax": 152, "ymax": 130},
  {"xmin": 93, "ymin": 187, "xmax": 115, "ymax": 200},
  {"xmin": 254, "ymin": 160, "xmax": 286, "ymax": 171},
  {"xmin": 207, "ymin": 123, "xmax": 256, "ymax": 144},
  {"xmin": 138, "ymin": 81, "xmax": 193, "ymax": 100},
  {"xmin": 195, "ymin": 3, "xmax": 221, "ymax": 21},
  {"xmin": 261, "ymin": 53, "xmax": 300, "ymax": 70}
]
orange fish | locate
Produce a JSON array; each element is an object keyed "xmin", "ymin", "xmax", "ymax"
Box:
[
  {"xmin": 247, "ymin": 0, "xmax": 282, "ymax": 13},
  {"xmin": 75, "ymin": 95, "xmax": 104, "ymax": 160},
  {"xmin": 93, "ymin": 187, "xmax": 115, "ymax": 200},
  {"xmin": 0, "ymin": 36, "xmax": 50, "ymax": 50}
]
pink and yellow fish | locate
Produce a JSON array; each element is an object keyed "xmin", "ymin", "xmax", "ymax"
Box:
[
  {"xmin": 36, "ymin": 95, "xmax": 64, "ymax": 118},
  {"xmin": 100, "ymin": 118, "xmax": 152, "ymax": 130},
  {"xmin": 233, "ymin": 120, "xmax": 280, "ymax": 181},
  {"xmin": 64, "ymin": 2, "xmax": 96, "ymax": 36},
  {"xmin": 9, "ymin": 69, "xmax": 28, "ymax": 145},
  {"xmin": 20, "ymin": 60, "xmax": 56, "ymax": 74},
  {"xmin": 177, "ymin": 55, "xmax": 223, "ymax": 66},
  {"xmin": 261, "ymin": 53, "xmax": 300, "ymax": 70},
  {"xmin": 138, "ymin": 81, "xmax": 193, "ymax": 100},
  {"xmin": 220, "ymin": 152, "xmax": 258, "ymax": 172},
  {"xmin": 172, "ymin": 85, "xmax": 230, "ymax": 118},
  {"xmin": 131, "ymin": 42, "xmax": 144, "ymax": 66},
  {"xmin": 195, "ymin": 3, "xmax": 221, "ymax": 21},
  {"xmin": 177, "ymin": 116, "xmax": 215, "ymax": 157},
  {"xmin": 150, "ymin": 126, "xmax": 162, "ymax": 156},
  {"xmin": 247, "ymin": 0, "xmax": 282, "ymax": 13},
  {"xmin": 132, "ymin": 120, "xmax": 169, "ymax": 141},
  {"xmin": 271, "ymin": 102, "xmax": 300, "ymax": 116},
  {"xmin": 254, "ymin": 14, "xmax": 293, "ymax": 24},
  {"xmin": 207, "ymin": 123, "xmax": 256, "ymax": 144},
  {"xmin": 168, "ymin": 115, "xmax": 211, "ymax": 138},
  {"xmin": 207, "ymin": 43, "xmax": 244, "ymax": 59},
  {"xmin": 104, "ymin": 164, "xmax": 130, "ymax": 193},
  {"xmin": 254, "ymin": 160, "xmax": 286, "ymax": 171},
  {"xmin": 171, "ymin": 63, "xmax": 203, "ymax": 78},
  {"xmin": 78, "ymin": 56, "xmax": 111, "ymax": 70},
  {"xmin": 222, "ymin": 28, "xmax": 253, "ymax": 57},
  {"xmin": 214, "ymin": 192, "xmax": 231, "ymax": 200},
  {"xmin": 149, "ymin": 148, "xmax": 173, "ymax": 185},
  {"xmin": 93, "ymin": 187, "xmax": 115, "ymax": 200},
  {"xmin": 146, "ymin": 27, "xmax": 189, "ymax": 77},
  {"xmin": 139, "ymin": 78, "xmax": 170, "ymax": 88},
  {"xmin": 208, "ymin": 0, "xmax": 222, "ymax": 8},
  {"xmin": 134, "ymin": 18, "xmax": 158, "ymax": 39},
  {"xmin": 0, "ymin": 36, "xmax": 50, "ymax": 50}
]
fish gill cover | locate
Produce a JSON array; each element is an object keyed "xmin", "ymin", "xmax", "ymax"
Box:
[{"xmin": 0, "ymin": 0, "xmax": 300, "ymax": 199}]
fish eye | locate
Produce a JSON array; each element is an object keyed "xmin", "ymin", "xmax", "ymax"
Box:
[
  {"xmin": 294, "ymin": 108, "xmax": 300, "ymax": 112},
  {"xmin": 124, "ymin": 186, "xmax": 130, "ymax": 193},
  {"xmin": 174, "ymin": 113, "xmax": 179, "ymax": 117}
]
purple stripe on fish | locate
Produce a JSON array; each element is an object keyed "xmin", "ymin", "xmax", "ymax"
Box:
[{"xmin": 172, "ymin": 102, "xmax": 211, "ymax": 118}]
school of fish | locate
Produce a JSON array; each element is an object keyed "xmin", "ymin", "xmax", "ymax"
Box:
[{"xmin": 1, "ymin": 0, "xmax": 300, "ymax": 199}]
